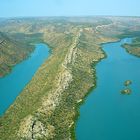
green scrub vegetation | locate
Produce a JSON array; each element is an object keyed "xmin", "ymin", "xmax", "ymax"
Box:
[
  {"xmin": 0, "ymin": 16, "xmax": 140, "ymax": 140},
  {"xmin": 0, "ymin": 32, "xmax": 34, "ymax": 77},
  {"xmin": 123, "ymin": 37, "xmax": 140, "ymax": 57}
]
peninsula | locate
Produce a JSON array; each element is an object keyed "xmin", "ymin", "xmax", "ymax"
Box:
[{"xmin": 0, "ymin": 16, "xmax": 140, "ymax": 140}]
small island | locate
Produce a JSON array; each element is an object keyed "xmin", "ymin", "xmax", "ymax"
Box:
[
  {"xmin": 124, "ymin": 80, "xmax": 132, "ymax": 86},
  {"xmin": 121, "ymin": 88, "xmax": 131, "ymax": 95},
  {"xmin": 120, "ymin": 80, "xmax": 132, "ymax": 95}
]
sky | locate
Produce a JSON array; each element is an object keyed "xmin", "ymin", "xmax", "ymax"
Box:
[{"xmin": 0, "ymin": 0, "xmax": 140, "ymax": 17}]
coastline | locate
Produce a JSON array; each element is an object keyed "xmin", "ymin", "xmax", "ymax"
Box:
[
  {"xmin": 0, "ymin": 43, "xmax": 50, "ymax": 116},
  {"xmin": 73, "ymin": 36, "xmax": 140, "ymax": 140},
  {"xmin": 0, "ymin": 41, "xmax": 52, "ymax": 79},
  {"xmin": 1, "ymin": 17, "xmax": 140, "ymax": 139},
  {"xmin": 0, "ymin": 44, "xmax": 35, "ymax": 78},
  {"xmin": 122, "ymin": 45, "xmax": 140, "ymax": 58},
  {"xmin": 1, "ymin": 36, "xmax": 136, "ymax": 139},
  {"xmin": 71, "ymin": 42, "xmax": 108, "ymax": 140}
]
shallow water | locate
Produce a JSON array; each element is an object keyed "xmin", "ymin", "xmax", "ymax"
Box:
[
  {"xmin": 76, "ymin": 38, "xmax": 140, "ymax": 140},
  {"xmin": 0, "ymin": 44, "xmax": 50, "ymax": 115}
]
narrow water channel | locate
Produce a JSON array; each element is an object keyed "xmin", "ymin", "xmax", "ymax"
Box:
[
  {"xmin": 0, "ymin": 44, "xmax": 50, "ymax": 115},
  {"xmin": 76, "ymin": 38, "xmax": 140, "ymax": 140}
]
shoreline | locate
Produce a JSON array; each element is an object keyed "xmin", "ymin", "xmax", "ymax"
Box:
[
  {"xmin": 0, "ymin": 44, "xmax": 35, "ymax": 78},
  {"xmin": 71, "ymin": 42, "xmax": 108, "ymax": 140},
  {"xmin": 73, "ymin": 36, "xmax": 140, "ymax": 140},
  {"xmin": 0, "ymin": 43, "xmax": 50, "ymax": 116},
  {"xmin": 1, "ymin": 36, "xmax": 136, "ymax": 139},
  {"xmin": 122, "ymin": 45, "xmax": 140, "ymax": 58},
  {"xmin": 0, "ymin": 42, "xmax": 51, "ymax": 80},
  {"xmin": 1, "ymin": 18, "xmax": 140, "ymax": 139}
]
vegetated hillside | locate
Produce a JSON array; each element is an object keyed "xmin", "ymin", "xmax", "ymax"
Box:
[
  {"xmin": 0, "ymin": 32, "xmax": 34, "ymax": 77},
  {"xmin": 123, "ymin": 37, "xmax": 140, "ymax": 57},
  {"xmin": 0, "ymin": 17, "xmax": 140, "ymax": 140},
  {"xmin": 117, "ymin": 30, "xmax": 140, "ymax": 57}
]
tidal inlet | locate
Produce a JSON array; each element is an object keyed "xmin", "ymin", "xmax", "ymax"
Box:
[{"xmin": 0, "ymin": 0, "xmax": 140, "ymax": 140}]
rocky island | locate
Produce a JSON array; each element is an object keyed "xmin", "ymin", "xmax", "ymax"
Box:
[
  {"xmin": 121, "ymin": 88, "xmax": 131, "ymax": 95},
  {"xmin": 124, "ymin": 80, "xmax": 132, "ymax": 86},
  {"xmin": 120, "ymin": 80, "xmax": 132, "ymax": 95}
]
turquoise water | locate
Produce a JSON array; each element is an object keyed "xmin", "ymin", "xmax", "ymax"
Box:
[
  {"xmin": 76, "ymin": 38, "xmax": 140, "ymax": 140},
  {"xmin": 0, "ymin": 44, "xmax": 50, "ymax": 115}
]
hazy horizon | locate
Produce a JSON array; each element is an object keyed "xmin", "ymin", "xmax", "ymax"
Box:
[
  {"xmin": 1, "ymin": 15, "xmax": 140, "ymax": 19},
  {"xmin": 0, "ymin": 0, "xmax": 140, "ymax": 18}
]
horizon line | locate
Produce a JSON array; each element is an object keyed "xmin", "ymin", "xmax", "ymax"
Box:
[{"xmin": 0, "ymin": 15, "xmax": 140, "ymax": 19}]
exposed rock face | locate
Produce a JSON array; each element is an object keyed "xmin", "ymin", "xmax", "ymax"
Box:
[
  {"xmin": 18, "ymin": 115, "xmax": 55, "ymax": 140},
  {"xmin": 18, "ymin": 31, "xmax": 81, "ymax": 140},
  {"xmin": 63, "ymin": 32, "xmax": 79, "ymax": 67},
  {"xmin": 38, "ymin": 68, "xmax": 72, "ymax": 114}
]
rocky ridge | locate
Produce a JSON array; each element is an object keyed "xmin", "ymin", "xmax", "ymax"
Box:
[{"xmin": 17, "ymin": 30, "xmax": 81, "ymax": 140}]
